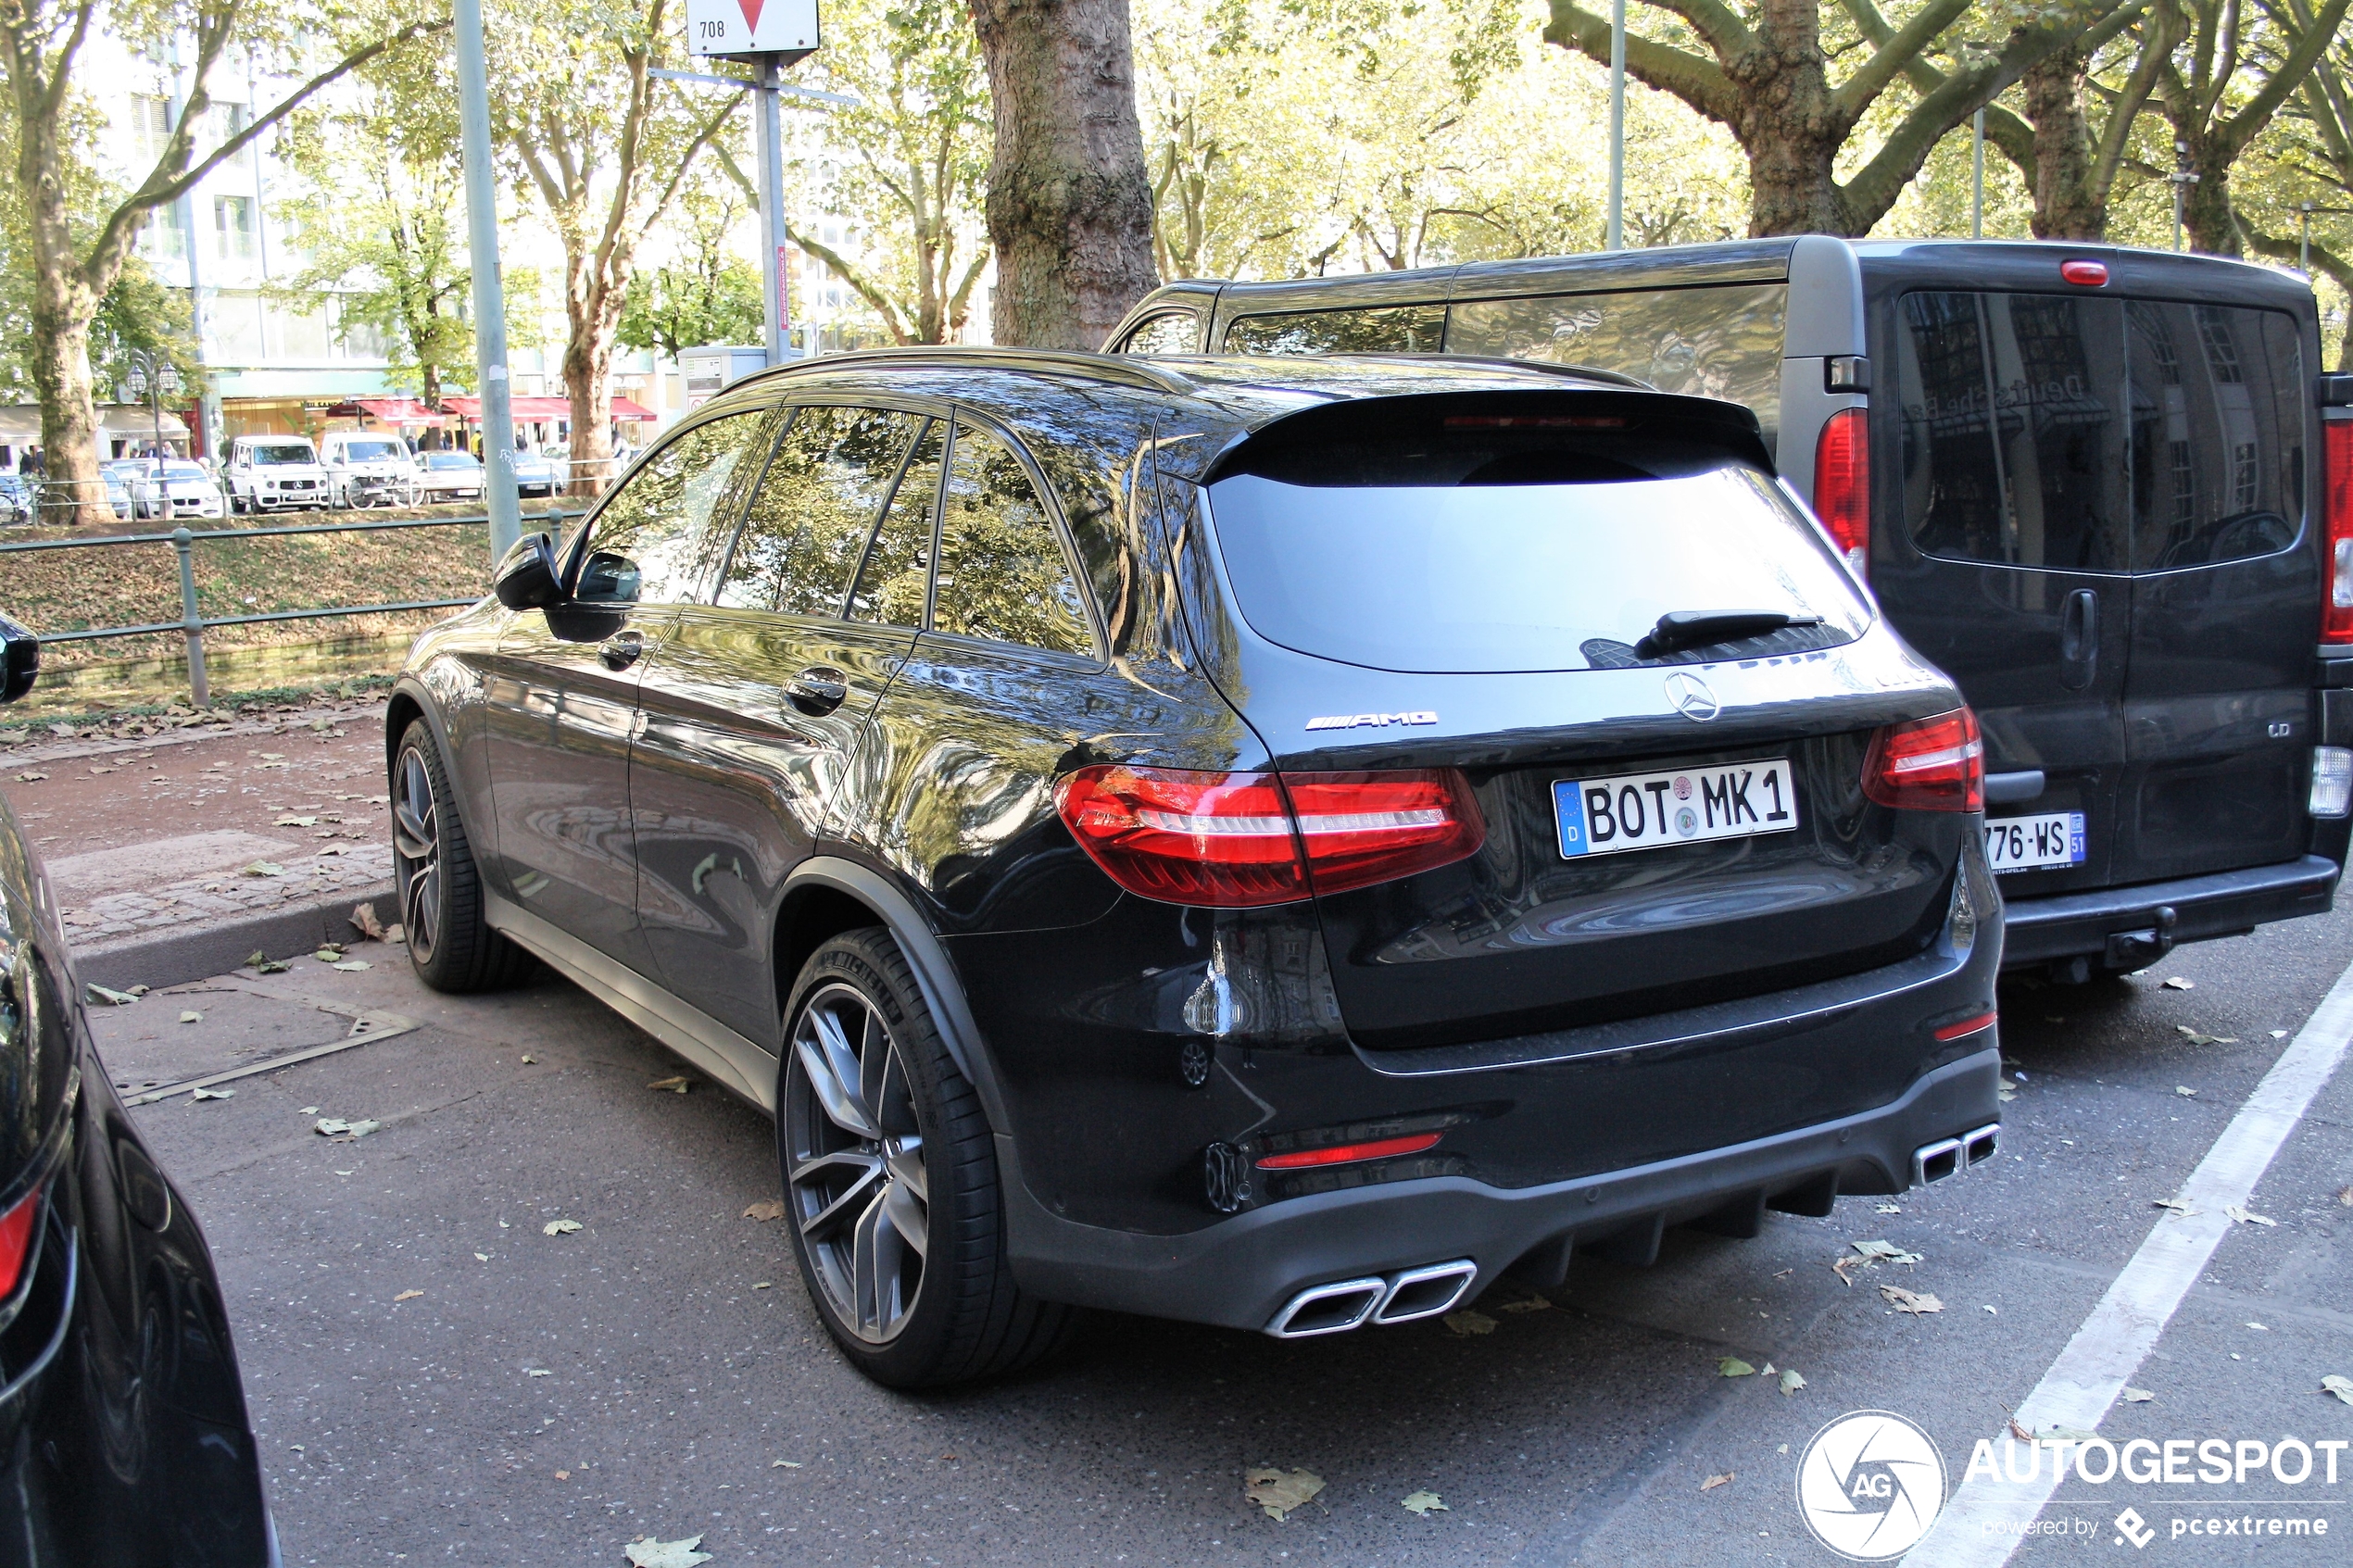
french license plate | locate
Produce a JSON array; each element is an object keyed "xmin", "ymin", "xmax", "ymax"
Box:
[
  {"xmin": 1984, "ymin": 811, "xmax": 2085, "ymax": 873},
  {"xmin": 1554, "ymin": 759, "xmax": 1799, "ymax": 859}
]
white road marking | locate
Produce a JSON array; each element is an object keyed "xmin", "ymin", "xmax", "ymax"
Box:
[{"xmin": 1904, "ymin": 954, "xmax": 2353, "ymax": 1566}]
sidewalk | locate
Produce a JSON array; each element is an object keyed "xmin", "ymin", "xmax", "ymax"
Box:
[{"xmin": 1, "ymin": 695, "xmax": 398, "ymax": 987}]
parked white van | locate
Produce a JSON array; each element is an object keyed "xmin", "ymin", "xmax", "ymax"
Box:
[
  {"xmin": 319, "ymin": 432, "xmax": 418, "ymax": 508},
  {"xmin": 225, "ymin": 434, "xmax": 331, "ymax": 514}
]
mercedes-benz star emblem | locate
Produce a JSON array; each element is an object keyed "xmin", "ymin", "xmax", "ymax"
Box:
[{"xmin": 1665, "ymin": 671, "xmax": 1721, "ymax": 721}]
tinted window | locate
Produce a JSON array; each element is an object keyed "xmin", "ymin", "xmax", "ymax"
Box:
[
  {"xmin": 1446, "ymin": 284, "xmax": 1789, "ymax": 453},
  {"xmin": 1894, "ymin": 292, "xmax": 2132, "ymax": 573},
  {"xmin": 573, "ymin": 410, "xmax": 767, "ymax": 605},
  {"xmin": 848, "ymin": 419, "xmax": 943, "ymax": 627},
  {"xmin": 1204, "ymin": 444, "xmax": 1868, "ymax": 675},
  {"xmin": 934, "ymin": 424, "xmax": 1092, "ymax": 657},
  {"xmin": 2126, "ymin": 302, "xmax": 2304, "ymax": 570},
  {"xmin": 249, "ymin": 444, "xmax": 316, "ymax": 464},
  {"xmin": 1120, "ymin": 310, "xmax": 1200, "ymax": 355},
  {"xmin": 716, "ymin": 406, "xmax": 923, "ymax": 616},
  {"xmin": 1224, "ymin": 304, "xmax": 1446, "ymax": 356}
]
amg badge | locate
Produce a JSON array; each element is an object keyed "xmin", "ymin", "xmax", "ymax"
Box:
[{"xmin": 1305, "ymin": 710, "xmax": 1439, "ymax": 732}]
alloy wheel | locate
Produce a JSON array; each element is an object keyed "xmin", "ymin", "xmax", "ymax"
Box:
[
  {"xmin": 786, "ymin": 983, "xmax": 929, "ymax": 1344},
  {"xmin": 392, "ymin": 745, "xmax": 443, "ymax": 965}
]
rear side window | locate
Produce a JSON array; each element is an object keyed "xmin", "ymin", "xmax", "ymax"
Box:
[
  {"xmin": 933, "ymin": 424, "xmax": 1093, "ymax": 657},
  {"xmin": 1119, "ymin": 310, "xmax": 1200, "ymax": 355},
  {"xmin": 2126, "ymin": 302, "xmax": 2303, "ymax": 570},
  {"xmin": 574, "ymin": 410, "xmax": 768, "ymax": 605},
  {"xmin": 716, "ymin": 406, "xmax": 923, "ymax": 615},
  {"xmin": 1224, "ymin": 305, "xmax": 1445, "ymax": 356},
  {"xmin": 1447, "ymin": 284, "xmax": 1789, "ymax": 452},
  {"xmin": 1202, "ymin": 424, "xmax": 1868, "ymax": 675},
  {"xmin": 848, "ymin": 419, "xmax": 944, "ymax": 627}
]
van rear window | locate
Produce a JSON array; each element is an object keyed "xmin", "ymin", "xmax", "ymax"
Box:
[
  {"xmin": 1203, "ymin": 451, "xmax": 1869, "ymax": 675},
  {"xmin": 1224, "ymin": 305, "xmax": 1446, "ymax": 356}
]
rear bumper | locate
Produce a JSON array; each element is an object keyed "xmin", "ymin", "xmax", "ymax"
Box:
[
  {"xmin": 1998, "ymin": 854, "xmax": 2341, "ymax": 968},
  {"xmin": 1002, "ymin": 1047, "xmax": 2000, "ymax": 1332}
]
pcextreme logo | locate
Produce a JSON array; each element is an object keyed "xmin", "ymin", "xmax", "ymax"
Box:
[{"xmin": 1794, "ymin": 1410, "xmax": 1948, "ymax": 1562}]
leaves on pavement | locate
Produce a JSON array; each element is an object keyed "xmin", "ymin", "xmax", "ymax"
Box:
[
  {"xmin": 332, "ymin": 960, "xmax": 371, "ymax": 972},
  {"xmin": 313, "ymin": 1117, "xmax": 380, "ymax": 1139},
  {"xmin": 178, "ymin": 1010, "xmax": 201, "ymax": 1023},
  {"xmin": 274, "ymin": 815, "xmax": 318, "ymax": 827},
  {"xmin": 350, "ymin": 904, "xmax": 388, "ymax": 941},
  {"xmin": 1400, "ymin": 1489, "xmax": 1448, "ymax": 1516},
  {"xmin": 2120, "ymin": 1386, "xmax": 2155, "ymax": 1403},
  {"xmin": 647, "ymin": 1076, "xmax": 690, "ymax": 1094},
  {"xmin": 1244, "ymin": 1467, "xmax": 1325, "ymax": 1521},
  {"xmin": 2322, "ymin": 1374, "xmax": 2353, "ymax": 1406},
  {"xmin": 394, "ymin": 1289, "xmax": 423, "ymax": 1302},
  {"xmin": 1851, "ymin": 1239, "xmax": 1924, "ymax": 1266},
  {"xmin": 1780, "ymin": 1368, "xmax": 1806, "ymax": 1395},
  {"xmin": 2161, "ymin": 976, "xmax": 2195, "ymax": 990},
  {"xmin": 2152, "ymin": 1198, "xmax": 2199, "ymax": 1219},
  {"xmin": 1701, "ymin": 1472, "xmax": 1734, "ymax": 1491},
  {"xmin": 244, "ymin": 950, "xmax": 290, "ymax": 973},
  {"xmin": 2224, "ymin": 1206, "xmax": 2277, "ymax": 1226},
  {"xmin": 544, "ymin": 1219, "xmax": 584, "ymax": 1236},
  {"xmin": 1718, "ymin": 1357, "xmax": 1755, "ymax": 1377},
  {"xmin": 741, "ymin": 1200, "xmax": 786, "ymax": 1223},
  {"xmin": 623, "ymin": 1537, "xmax": 713, "ymax": 1568},
  {"xmin": 1442, "ymin": 1310, "xmax": 1496, "ymax": 1336},
  {"xmin": 240, "ymin": 861, "xmax": 283, "ymax": 878},
  {"xmin": 2175, "ymin": 1026, "xmax": 2237, "ymax": 1046},
  {"xmin": 2175, "ymin": 1085, "xmax": 2197, "ymax": 1098},
  {"xmin": 1881, "ymin": 1285, "xmax": 1943, "ymax": 1315},
  {"xmin": 85, "ymin": 983, "xmax": 138, "ymax": 1006},
  {"xmin": 190, "ymin": 1086, "xmax": 233, "ymax": 1100},
  {"xmin": 1497, "ymin": 1295, "xmax": 1553, "ymax": 1313}
]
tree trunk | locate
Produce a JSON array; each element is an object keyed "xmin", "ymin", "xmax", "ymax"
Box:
[
  {"xmin": 1729, "ymin": 0, "xmax": 1850, "ymax": 236},
  {"xmin": 2177, "ymin": 131, "xmax": 2241, "ymax": 256},
  {"xmin": 969, "ymin": 0, "xmax": 1159, "ymax": 349},
  {"xmin": 28, "ymin": 303, "xmax": 112, "ymax": 526},
  {"xmin": 563, "ymin": 265, "xmax": 619, "ymax": 498},
  {"xmin": 2022, "ymin": 48, "xmax": 2106, "ymax": 240}
]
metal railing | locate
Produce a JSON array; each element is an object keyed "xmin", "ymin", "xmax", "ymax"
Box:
[{"xmin": 0, "ymin": 508, "xmax": 581, "ymax": 706}]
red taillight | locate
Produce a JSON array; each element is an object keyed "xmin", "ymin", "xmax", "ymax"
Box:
[
  {"xmin": 0, "ymin": 1183, "xmax": 41, "ymax": 1300},
  {"xmin": 1864, "ymin": 708, "xmax": 1984, "ymax": 813},
  {"xmin": 2325, "ymin": 421, "xmax": 2353, "ymax": 644},
  {"xmin": 1933, "ymin": 1010, "xmax": 1998, "ymax": 1042},
  {"xmin": 2059, "ymin": 258, "xmax": 2108, "ymax": 287},
  {"xmin": 1054, "ymin": 765, "xmax": 1485, "ymax": 907},
  {"xmin": 1256, "ymin": 1132, "xmax": 1442, "ymax": 1170},
  {"xmin": 1812, "ymin": 407, "xmax": 1870, "ymax": 571}
]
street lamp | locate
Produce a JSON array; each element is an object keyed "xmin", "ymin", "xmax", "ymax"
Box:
[{"xmin": 120, "ymin": 348, "xmax": 182, "ymax": 519}]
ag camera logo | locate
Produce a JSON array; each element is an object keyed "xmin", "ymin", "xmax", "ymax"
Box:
[{"xmin": 1795, "ymin": 1410, "xmax": 1948, "ymax": 1561}]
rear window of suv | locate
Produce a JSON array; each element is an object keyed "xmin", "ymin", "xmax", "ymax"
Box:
[{"xmin": 1202, "ymin": 424, "xmax": 1870, "ymax": 674}]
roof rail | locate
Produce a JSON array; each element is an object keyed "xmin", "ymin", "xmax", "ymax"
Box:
[
  {"xmin": 1348, "ymin": 353, "xmax": 1660, "ymax": 391},
  {"xmin": 740, "ymin": 345, "xmax": 1198, "ymax": 396}
]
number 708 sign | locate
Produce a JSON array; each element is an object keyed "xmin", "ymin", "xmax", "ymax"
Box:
[{"xmin": 686, "ymin": 0, "xmax": 820, "ymax": 59}]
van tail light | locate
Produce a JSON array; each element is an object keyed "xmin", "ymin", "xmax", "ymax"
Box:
[
  {"xmin": 1813, "ymin": 407, "xmax": 1870, "ymax": 573},
  {"xmin": 2324, "ymin": 421, "xmax": 2353, "ymax": 643},
  {"xmin": 0, "ymin": 1183, "xmax": 42, "ymax": 1301},
  {"xmin": 1054, "ymin": 765, "xmax": 1485, "ymax": 907},
  {"xmin": 1863, "ymin": 708, "xmax": 1984, "ymax": 813}
]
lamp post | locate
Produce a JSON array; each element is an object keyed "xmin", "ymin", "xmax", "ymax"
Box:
[{"xmin": 120, "ymin": 348, "xmax": 183, "ymax": 520}]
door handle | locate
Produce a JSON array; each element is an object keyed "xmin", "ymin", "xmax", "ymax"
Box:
[
  {"xmin": 786, "ymin": 666, "xmax": 849, "ymax": 716},
  {"xmin": 598, "ymin": 632, "xmax": 644, "ymax": 671},
  {"xmin": 2058, "ymin": 589, "xmax": 2097, "ymax": 692}
]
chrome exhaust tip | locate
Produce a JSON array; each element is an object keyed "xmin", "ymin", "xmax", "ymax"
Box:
[
  {"xmin": 1265, "ymin": 1276, "xmax": 1387, "ymax": 1338},
  {"xmin": 1373, "ymin": 1259, "xmax": 1478, "ymax": 1324},
  {"xmin": 1912, "ymin": 1136, "xmax": 1963, "ymax": 1186},
  {"xmin": 1961, "ymin": 1123, "xmax": 2000, "ymax": 1168}
]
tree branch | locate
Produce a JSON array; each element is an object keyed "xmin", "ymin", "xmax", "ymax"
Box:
[
  {"xmin": 1542, "ymin": 0, "xmax": 1741, "ymax": 125},
  {"xmin": 1832, "ymin": 0, "xmax": 1975, "ymax": 125},
  {"xmin": 2216, "ymin": 0, "xmax": 2350, "ymax": 156},
  {"xmin": 786, "ymin": 221, "xmax": 912, "ymax": 343}
]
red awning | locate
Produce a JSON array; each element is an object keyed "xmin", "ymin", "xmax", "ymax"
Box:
[
  {"xmin": 321, "ymin": 397, "xmax": 447, "ymax": 422},
  {"xmin": 441, "ymin": 395, "xmax": 659, "ymax": 422}
]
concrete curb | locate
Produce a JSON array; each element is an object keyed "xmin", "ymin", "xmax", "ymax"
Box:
[{"xmin": 76, "ymin": 882, "xmax": 398, "ymax": 993}]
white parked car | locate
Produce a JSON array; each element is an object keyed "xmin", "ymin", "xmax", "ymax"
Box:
[
  {"xmin": 225, "ymin": 435, "xmax": 331, "ymax": 514},
  {"xmin": 414, "ymin": 449, "xmax": 485, "ymax": 503},
  {"xmin": 320, "ymin": 433, "xmax": 419, "ymax": 508},
  {"xmin": 127, "ymin": 459, "xmax": 226, "ymax": 522}
]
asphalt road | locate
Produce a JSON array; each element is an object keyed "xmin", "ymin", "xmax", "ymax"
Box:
[{"xmin": 96, "ymin": 896, "xmax": 2353, "ymax": 1567}]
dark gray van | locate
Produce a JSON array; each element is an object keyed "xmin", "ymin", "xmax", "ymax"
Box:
[{"xmin": 1107, "ymin": 239, "xmax": 2353, "ymax": 977}]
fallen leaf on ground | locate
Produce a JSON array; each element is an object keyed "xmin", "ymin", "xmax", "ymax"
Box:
[
  {"xmin": 190, "ymin": 1086, "xmax": 233, "ymax": 1100},
  {"xmin": 2248, "ymin": 1322, "xmax": 2269, "ymax": 1330},
  {"xmin": 2272, "ymin": 1029, "xmax": 2290, "ymax": 1039},
  {"xmin": 2153, "ymin": 1198, "xmax": 2199, "ymax": 1218},
  {"xmin": 384, "ymin": 923, "xmax": 406, "ymax": 944},
  {"xmin": 2176, "ymin": 1085, "xmax": 2198, "ymax": 1098},
  {"xmin": 312, "ymin": 947, "xmax": 343, "ymax": 961},
  {"xmin": 2008, "ymin": 1416, "xmax": 2033, "ymax": 1441},
  {"xmin": 543, "ymin": 1219, "xmax": 583, "ymax": 1236},
  {"xmin": 2224, "ymin": 1206, "xmax": 2277, "ymax": 1226},
  {"xmin": 1832, "ymin": 1254, "xmax": 1867, "ymax": 1286},
  {"xmin": 1401, "ymin": 1489, "xmax": 1448, "ymax": 1516},
  {"xmin": 1881, "ymin": 1286, "xmax": 1944, "ymax": 1315},
  {"xmin": 742, "ymin": 1200, "xmax": 786, "ymax": 1222},
  {"xmin": 178, "ymin": 1010, "xmax": 201, "ymax": 1024},
  {"xmin": 1701, "ymin": 1472, "xmax": 1734, "ymax": 1492},
  {"xmin": 350, "ymin": 904, "xmax": 388, "ymax": 941},
  {"xmin": 2175, "ymin": 1027, "xmax": 2238, "ymax": 1046},
  {"xmin": 313, "ymin": 1117, "xmax": 380, "ymax": 1138},
  {"xmin": 1244, "ymin": 1467, "xmax": 1325, "ymax": 1521},
  {"xmin": 1984, "ymin": 1305, "xmax": 1999, "ymax": 1314},
  {"xmin": 647, "ymin": 1075, "xmax": 690, "ymax": 1093},
  {"xmin": 752, "ymin": 1281, "xmax": 772, "ymax": 1290},
  {"xmin": 14, "ymin": 772, "xmax": 46, "ymax": 783},
  {"xmin": 332, "ymin": 960, "xmax": 371, "ymax": 972},
  {"xmin": 128, "ymin": 984, "xmax": 148, "ymax": 996},
  {"xmin": 2337, "ymin": 1185, "xmax": 2353, "ymax": 1207},
  {"xmin": 1780, "ymin": 1368, "xmax": 1806, "ymax": 1395},
  {"xmin": 393, "ymin": 1289, "xmax": 422, "ymax": 1302},
  {"xmin": 474, "ymin": 1252, "xmax": 489, "ymax": 1261},
  {"xmin": 2120, "ymin": 1386, "xmax": 2155, "ymax": 1403},
  {"xmin": 240, "ymin": 861, "xmax": 282, "ymax": 877},
  {"xmin": 554, "ymin": 1470, "xmax": 569, "ymax": 1481},
  {"xmin": 1498, "ymin": 1296, "xmax": 1553, "ymax": 1313},
  {"xmin": 85, "ymin": 983, "xmax": 138, "ymax": 1007},
  {"xmin": 623, "ymin": 1537, "xmax": 712, "ymax": 1568},
  {"xmin": 1998, "ymin": 1081, "xmax": 2019, "ymax": 1103},
  {"xmin": 521, "ymin": 1054, "xmax": 536, "ymax": 1064},
  {"xmin": 2162, "ymin": 976, "xmax": 2195, "ymax": 990},
  {"xmin": 1852, "ymin": 1239, "xmax": 1925, "ymax": 1266},
  {"xmin": 771, "ymin": 1459, "xmax": 801, "ymax": 1469},
  {"xmin": 1718, "ymin": 1357, "xmax": 1755, "ymax": 1377},
  {"xmin": 1877, "ymin": 1204, "xmax": 1902, "ymax": 1214},
  {"xmin": 526, "ymin": 1369, "xmax": 551, "ymax": 1377},
  {"xmin": 274, "ymin": 815, "xmax": 318, "ymax": 827},
  {"xmin": 2322, "ymin": 1375, "xmax": 2353, "ymax": 1406},
  {"xmin": 1443, "ymin": 1310, "xmax": 1497, "ymax": 1336},
  {"xmin": 243, "ymin": 949, "xmax": 290, "ymax": 973}
]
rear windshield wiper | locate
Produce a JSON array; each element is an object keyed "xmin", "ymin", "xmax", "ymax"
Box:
[{"xmin": 1636, "ymin": 609, "xmax": 1823, "ymax": 659}]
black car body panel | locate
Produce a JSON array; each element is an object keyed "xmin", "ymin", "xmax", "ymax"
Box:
[
  {"xmin": 392, "ymin": 350, "xmax": 2001, "ymax": 1338},
  {"xmin": 1106, "ymin": 241, "xmax": 2353, "ymax": 972},
  {"xmin": 0, "ymin": 616, "xmax": 274, "ymax": 1562}
]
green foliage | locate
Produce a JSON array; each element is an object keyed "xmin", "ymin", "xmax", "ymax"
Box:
[{"xmin": 617, "ymin": 189, "xmax": 766, "ymax": 360}]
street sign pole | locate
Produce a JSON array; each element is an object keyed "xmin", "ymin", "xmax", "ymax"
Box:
[
  {"xmin": 456, "ymin": 0, "xmax": 522, "ymax": 558},
  {"xmin": 755, "ymin": 58, "xmax": 789, "ymax": 363},
  {"xmin": 1605, "ymin": 0, "xmax": 1624, "ymax": 252},
  {"xmin": 686, "ymin": 0, "xmax": 819, "ymax": 367}
]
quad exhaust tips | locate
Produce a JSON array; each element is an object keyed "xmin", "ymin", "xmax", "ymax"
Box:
[
  {"xmin": 1912, "ymin": 1123, "xmax": 2000, "ymax": 1187},
  {"xmin": 1264, "ymin": 1259, "xmax": 1479, "ymax": 1338}
]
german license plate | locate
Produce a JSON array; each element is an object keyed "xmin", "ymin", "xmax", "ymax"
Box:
[
  {"xmin": 1984, "ymin": 811, "xmax": 2085, "ymax": 873},
  {"xmin": 1554, "ymin": 759, "xmax": 1799, "ymax": 859}
]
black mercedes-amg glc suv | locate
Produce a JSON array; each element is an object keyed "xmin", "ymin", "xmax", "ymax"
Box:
[{"xmin": 388, "ymin": 348, "xmax": 2002, "ymax": 1387}]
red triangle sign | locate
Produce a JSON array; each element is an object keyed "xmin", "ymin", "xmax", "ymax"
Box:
[{"xmin": 737, "ymin": 0, "xmax": 763, "ymax": 33}]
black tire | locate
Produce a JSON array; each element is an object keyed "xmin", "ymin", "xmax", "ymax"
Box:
[
  {"xmin": 778, "ymin": 928, "xmax": 1071, "ymax": 1388},
  {"xmin": 391, "ymin": 719, "xmax": 532, "ymax": 993}
]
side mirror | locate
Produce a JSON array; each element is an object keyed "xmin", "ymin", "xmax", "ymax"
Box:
[
  {"xmin": 493, "ymin": 532, "xmax": 564, "ymax": 611},
  {"xmin": 0, "ymin": 613, "xmax": 38, "ymax": 705}
]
